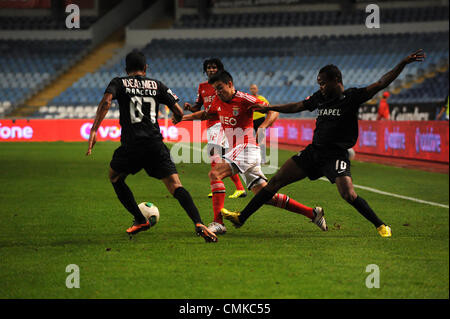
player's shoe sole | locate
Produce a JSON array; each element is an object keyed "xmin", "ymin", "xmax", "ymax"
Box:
[
  {"xmin": 312, "ymin": 207, "xmax": 328, "ymax": 231},
  {"xmin": 195, "ymin": 223, "xmax": 218, "ymax": 243},
  {"xmin": 207, "ymin": 222, "xmax": 227, "ymax": 235},
  {"xmin": 126, "ymin": 220, "xmax": 151, "ymax": 235},
  {"xmin": 221, "ymin": 208, "xmax": 243, "ymax": 228},
  {"xmin": 377, "ymin": 224, "xmax": 392, "ymax": 237},
  {"xmin": 228, "ymin": 190, "xmax": 247, "ymax": 199}
]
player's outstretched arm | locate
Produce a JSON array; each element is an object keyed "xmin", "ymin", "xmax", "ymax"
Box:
[
  {"xmin": 167, "ymin": 102, "xmax": 184, "ymax": 124},
  {"xmin": 251, "ymin": 101, "xmax": 306, "ymax": 114},
  {"xmin": 365, "ymin": 49, "xmax": 425, "ymax": 97},
  {"xmin": 86, "ymin": 93, "xmax": 112, "ymax": 156},
  {"xmin": 172, "ymin": 110, "xmax": 208, "ymax": 124},
  {"xmin": 261, "ymin": 110, "xmax": 279, "ymax": 128},
  {"xmin": 184, "ymin": 110, "xmax": 208, "ymax": 121}
]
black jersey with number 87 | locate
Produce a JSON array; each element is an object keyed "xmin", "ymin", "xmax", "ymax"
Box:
[{"xmin": 104, "ymin": 75, "xmax": 179, "ymax": 145}]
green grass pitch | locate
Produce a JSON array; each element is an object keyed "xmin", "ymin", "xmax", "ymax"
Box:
[{"xmin": 0, "ymin": 142, "xmax": 448, "ymax": 299}]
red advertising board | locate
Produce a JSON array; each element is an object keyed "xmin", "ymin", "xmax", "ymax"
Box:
[
  {"xmin": 356, "ymin": 120, "xmax": 449, "ymax": 163},
  {"xmin": 0, "ymin": 119, "xmax": 207, "ymax": 143},
  {"xmin": 0, "ymin": 118, "xmax": 448, "ymax": 163},
  {"xmin": 267, "ymin": 119, "xmax": 449, "ymax": 163}
]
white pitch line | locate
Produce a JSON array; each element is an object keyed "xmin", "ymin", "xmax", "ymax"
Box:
[
  {"xmin": 173, "ymin": 142, "xmax": 449, "ymax": 209},
  {"xmin": 335, "ymin": 181, "xmax": 449, "ymax": 209}
]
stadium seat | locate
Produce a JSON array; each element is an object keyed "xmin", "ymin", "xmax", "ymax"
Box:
[{"xmin": 33, "ymin": 32, "xmax": 448, "ymax": 119}]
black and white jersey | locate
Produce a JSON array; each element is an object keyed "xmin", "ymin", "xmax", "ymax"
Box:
[
  {"xmin": 303, "ymin": 88, "xmax": 373, "ymax": 150},
  {"xmin": 105, "ymin": 75, "xmax": 179, "ymax": 144}
]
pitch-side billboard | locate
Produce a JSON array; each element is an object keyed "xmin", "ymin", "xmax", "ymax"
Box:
[{"xmin": 0, "ymin": 119, "xmax": 448, "ymax": 163}]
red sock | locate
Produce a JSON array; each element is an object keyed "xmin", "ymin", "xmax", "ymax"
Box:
[
  {"xmin": 230, "ymin": 173, "xmax": 245, "ymax": 191},
  {"xmin": 211, "ymin": 180, "xmax": 226, "ymax": 224},
  {"xmin": 268, "ymin": 193, "xmax": 314, "ymax": 219}
]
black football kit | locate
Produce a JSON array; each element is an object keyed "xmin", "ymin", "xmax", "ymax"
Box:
[
  {"xmin": 106, "ymin": 75, "xmax": 179, "ymax": 179},
  {"xmin": 292, "ymin": 87, "xmax": 374, "ymax": 183}
]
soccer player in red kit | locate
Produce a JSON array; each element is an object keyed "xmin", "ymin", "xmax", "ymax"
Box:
[
  {"xmin": 176, "ymin": 70, "xmax": 328, "ymax": 234},
  {"xmin": 184, "ymin": 58, "xmax": 246, "ymax": 201}
]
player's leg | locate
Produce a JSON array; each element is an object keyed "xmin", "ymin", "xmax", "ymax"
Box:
[
  {"xmin": 254, "ymin": 121, "xmax": 267, "ymax": 165},
  {"xmin": 207, "ymin": 143, "xmax": 221, "ymax": 198},
  {"xmin": 161, "ymin": 173, "xmax": 217, "ymax": 242},
  {"xmin": 162, "ymin": 173, "xmax": 202, "ymax": 224},
  {"xmin": 252, "ymin": 182, "xmax": 314, "ymax": 219},
  {"xmin": 229, "ymin": 171, "xmax": 247, "ymax": 199},
  {"xmin": 222, "ymin": 158, "xmax": 308, "ymax": 227},
  {"xmin": 250, "ymin": 181, "xmax": 327, "ymax": 231},
  {"xmin": 208, "ymin": 144, "xmax": 246, "ymax": 198},
  {"xmin": 109, "ymin": 167, "xmax": 150, "ymax": 234},
  {"xmin": 109, "ymin": 146, "xmax": 150, "ymax": 234},
  {"xmin": 144, "ymin": 140, "xmax": 217, "ymax": 242},
  {"xmin": 208, "ymin": 159, "xmax": 233, "ymax": 233},
  {"xmin": 217, "ymin": 123, "xmax": 246, "ymax": 197},
  {"xmin": 206, "ymin": 122, "xmax": 241, "ymax": 198},
  {"xmin": 226, "ymin": 143, "xmax": 246, "ymax": 199},
  {"xmin": 335, "ymin": 176, "xmax": 391, "ymax": 237}
]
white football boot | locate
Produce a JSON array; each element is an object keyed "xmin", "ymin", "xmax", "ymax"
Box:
[
  {"xmin": 207, "ymin": 222, "xmax": 227, "ymax": 235},
  {"xmin": 312, "ymin": 207, "xmax": 328, "ymax": 231}
]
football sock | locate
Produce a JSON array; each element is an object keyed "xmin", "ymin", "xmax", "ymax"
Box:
[
  {"xmin": 230, "ymin": 173, "xmax": 245, "ymax": 191},
  {"xmin": 211, "ymin": 180, "xmax": 226, "ymax": 224},
  {"xmin": 350, "ymin": 195, "xmax": 384, "ymax": 228},
  {"xmin": 239, "ymin": 187, "xmax": 276, "ymax": 224},
  {"xmin": 173, "ymin": 187, "xmax": 203, "ymax": 225},
  {"xmin": 267, "ymin": 193, "xmax": 314, "ymax": 219},
  {"xmin": 111, "ymin": 179, "xmax": 146, "ymax": 224}
]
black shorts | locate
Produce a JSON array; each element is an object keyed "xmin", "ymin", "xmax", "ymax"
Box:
[
  {"xmin": 110, "ymin": 140, "xmax": 177, "ymax": 179},
  {"xmin": 253, "ymin": 117, "xmax": 266, "ymax": 133},
  {"xmin": 291, "ymin": 144, "xmax": 351, "ymax": 184}
]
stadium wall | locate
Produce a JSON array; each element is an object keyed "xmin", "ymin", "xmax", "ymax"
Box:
[{"xmin": 0, "ymin": 119, "xmax": 448, "ymax": 164}]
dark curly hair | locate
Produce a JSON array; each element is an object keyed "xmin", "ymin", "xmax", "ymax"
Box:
[{"xmin": 203, "ymin": 58, "xmax": 224, "ymax": 73}]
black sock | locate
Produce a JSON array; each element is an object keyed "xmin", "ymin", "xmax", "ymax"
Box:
[
  {"xmin": 173, "ymin": 187, "xmax": 203, "ymax": 225},
  {"xmin": 239, "ymin": 187, "xmax": 276, "ymax": 224},
  {"xmin": 350, "ymin": 196, "xmax": 384, "ymax": 228},
  {"xmin": 112, "ymin": 179, "xmax": 146, "ymax": 223}
]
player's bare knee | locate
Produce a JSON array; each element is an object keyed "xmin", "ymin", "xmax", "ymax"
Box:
[
  {"xmin": 340, "ymin": 190, "xmax": 357, "ymax": 203},
  {"xmin": 169, "ymin": 183, "xmax": 183, "ymax": 195},
  {"xmin": 208, "ymin": 169, "xmax": 220, "ymax": 181}
]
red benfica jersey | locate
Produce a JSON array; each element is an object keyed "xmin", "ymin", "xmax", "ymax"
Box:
[
  {"xmin": 208, "ymin": 91, "xmax": 265, "ymax": 148},
  {"xmin": 196, "ymin": 81, "xmax": 219, "ymax": 128}
]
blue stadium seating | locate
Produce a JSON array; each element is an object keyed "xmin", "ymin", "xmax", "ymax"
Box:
[
  {"xmin": 0, "ymin": 39, "xmax": 91, "ymax": 108},
  {"xmin": 0, "ymin": 15, "xmax": 97, "ymax": 30},
  {"xmin": 175, "ymin": 6, "xmax": 448, "ymax": 28},
  {"xmin": 389, "ymin": 71, "xmax": 449, "ymax": 104},
  {"xmin": 44, "ymin": 32, "xmax": 448, "ymax": 119}
]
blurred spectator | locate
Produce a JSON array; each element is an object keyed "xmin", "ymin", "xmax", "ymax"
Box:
[
  {"xmin": 377, "ymin": 91, "xmax": 390, "ymax": 120},
  {"xmin": 435, "ymin": 95, "xmax": 449, "ymax": 121}
]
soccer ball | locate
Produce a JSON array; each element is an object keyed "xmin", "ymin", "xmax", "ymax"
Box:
[
  {"xmin": 138, "ymin": 202, "xmax": 160, "ymax": 226},
  {"xmin": 347, "ymin": 148, "xmax": 356, "ymax": 160}
]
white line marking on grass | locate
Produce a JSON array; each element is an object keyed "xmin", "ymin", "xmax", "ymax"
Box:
[
  {"xmin": 332, "ymin": 180, "xmax": 449, "ymax": 209},
  {"xmin": 173, "ymin": 143, "xmax": 449, "ymax": 209}
]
